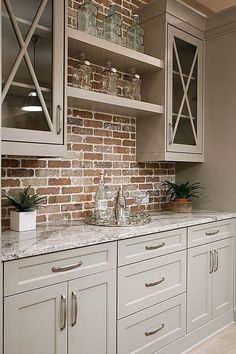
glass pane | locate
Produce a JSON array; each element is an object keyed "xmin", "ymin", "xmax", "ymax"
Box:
[
  {"xmin": 2, "ymin": 0, "xmax": 53, "ymax": 132},
  {"xmin": 172, "ymin": 36, "xmax": 198, "ymax": 146}
]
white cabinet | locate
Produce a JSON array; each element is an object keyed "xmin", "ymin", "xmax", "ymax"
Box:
[
  {"xmin": 1, "ymin": 0, "xmax": 66, "ymax": 156},
  {"xmin": 68, "ymin": 270, "xmax": 116, "ymax": 354},
  {"xmin": 187, "ymin": 237, "xmax": 233, "ymax": 332},
  {"xmin": 4, "ymin": 283, "xmax": 67, "ymax": 354}
]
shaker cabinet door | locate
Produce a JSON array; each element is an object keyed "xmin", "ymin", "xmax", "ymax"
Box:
[
  {"xmin": 4, "ymin": 283, "xmax": 67, "ymax": 354},
  {"xmin": 68, "ymin": 270, "xmax": 116, "ymax": 354},
  {"xmin": 167, "ymin": 25, "xmax": 203, "ymax": 155},
  {"xmin": 187, "ymin": 243, "xmax": 212, "ymax": 332},
  {"xmin": 1, "ymin": 0, "xmax": 65, "ymax": 154},
  {"xmin": 212, "ymin": 238, "xmax": 234, "ymax": 319}
]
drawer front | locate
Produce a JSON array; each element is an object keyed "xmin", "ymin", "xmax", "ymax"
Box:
[
  {"xmin": 188, "ymin": 219, "xmax": 235, "ymax": 248},
  {"xmin": 118, "ymin": 250, "xmax": 186, "ymax": 318},
  {"xmin": 118, "ymin": 228, "xmax": 187, "ymax": 266},
  {"xmin": 118, "ymin": 293, "xmax": 186, "ymax": 354},
  {"xmin": 4, "ymin": 242, "xmax": 117, "ymax": 296}
]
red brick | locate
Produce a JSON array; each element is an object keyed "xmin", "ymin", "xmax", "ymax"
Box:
[
  {"xmin": 94, "ymin": 113, "xmax": 112, "ymax": 121},
  {"xmin": 84, "ymin": 153, "xmax": 103, "ymax": 160},
  {"xmin": 49, "ymin": 178, "xmax": 71, "ymax": 186},
  {"xmin": 48, "ymin": 160, "xmax": 71, "ymax": 168}
]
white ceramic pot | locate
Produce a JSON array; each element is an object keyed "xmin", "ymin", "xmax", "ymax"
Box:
[{"xmin": 10, "ymin": 210, "xmax": 37, "ymax": 232}]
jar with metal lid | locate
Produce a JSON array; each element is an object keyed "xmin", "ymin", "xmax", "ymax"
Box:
[
  {"xmin": 72, "ymin": 53, "xmax": 92, "ymax": 90},
  {"xmin": 102, "ymin": 61, "xmax": 118, "ymax": 96},
  {"xmin": 77, "ymin": 0, "xmax": 98, "ymax": 36},
  {"xmin": 124, "ymin": 69, "xmax": 141, "ymax": 100},
  {"xmin": 126, "ymin": 14, "xmax": 144, "ymax": 53}
]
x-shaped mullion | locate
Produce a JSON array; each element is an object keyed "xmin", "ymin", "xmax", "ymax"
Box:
[
  {"xmin": 172, "ymin": 39, "xmax": 198, "ymax": 144},
  {"xmin": 2, "ymin": 0, "xmax": 53, "ymax": 132}
]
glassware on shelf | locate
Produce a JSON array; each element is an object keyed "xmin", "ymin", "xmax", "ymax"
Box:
[
  {"xmin": 77, "ymin": 0, "xmax": 98, "ymax": 36},
  {"xmin": 124, "ymin": 69, "xmax": 141, "ymax": 100},
  {"xmin": 103, "ymin": 4, "xmax": 122, "ymax": 45},
  {"xmin": 95, "ymin": 172, "xmax": 109, "ymax": 222},
  {"xmin": 102, "ymin": 61, "xmax": 118, "ymax": 96},
  {"xmin": 72, "ymin": 53, "xmax": 92, "ymax": 90},
  {"xmin": 126, "ymin": 14, "xmax": 144, "ymax": 53}
]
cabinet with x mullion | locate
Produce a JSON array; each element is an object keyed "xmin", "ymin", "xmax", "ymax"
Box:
[{"xmin": 1, "ymin": 0, "xmax": 66, "ymax": 156}]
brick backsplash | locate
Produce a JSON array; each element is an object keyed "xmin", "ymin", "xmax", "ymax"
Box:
[{"xmin": 1, "ymin": 0, "xmax": 175, "ymax": 229}]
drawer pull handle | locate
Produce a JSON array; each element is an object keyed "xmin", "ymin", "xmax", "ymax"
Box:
[
  {"xmin": 60, "ymin": 295, "xmax": 67, "ymax": 331},
  {"xmin": 52, "ymin": 261, "xmax": 83, "ymax": 273},
  {"xmin": 206, "ymin": 230, "xmax": 220, "ymax": 236},
  {"xmin": 145, "ymin": 323, "xmax": 165, "ymax": 336},
  {"xmin": 145, "ymin": 277, "xmax": 165, "ymax": 288},
  {"xmin": 214, "ymin": 250, "xmax": 219, "ymax": 272},
  {"xmin": 71, "ymin": 291, "xmax": 78, "ymax": 327},
  {"xmin": 145, "ymin": 242, "xmax": 165, "ymax": 251},
  {"xmin": 57, "ymin": 104, "xmax": 62, "ymax": 135},
  {"xmin": 209, "ymin": 251, "xmax": 214, "ymax": 274}
]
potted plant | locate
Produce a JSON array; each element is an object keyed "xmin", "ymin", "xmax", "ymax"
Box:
[
  {"xmin": 6, "ymin": 186, "xmax": 46, "ymax": 232},
  {"xmin": 162, "ymin": 181, "xmax": 204, "ymax": 212}
]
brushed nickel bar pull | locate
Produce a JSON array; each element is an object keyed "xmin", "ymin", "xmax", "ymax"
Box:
[
  {"xmin": 71, "ymin": 292, "xmax": 78, "ymax": 327},
  {"xmin": 169, "ymin": 123, "xmax": 173, "ymax": 144},
  {"xmin": 145, "ymin": 242, "xmax": 165, "ymax": 251},
  {"xmin": 145, "ymin": 277, "xmax": 165, "ymax": 288},
  {"xmin": 52, "ymin": 261, "xmax": 83, "ymax": 273},
  {"xmin": 206, "ymin": 230, "xmax": 220, "ymax": 236},
  {"xmin": 145, "ymin": 323, "xmax": 165, "ymax": 336},
  {"xmin": 214, "ymin": 250, "xmax": 219, "ymax": 272},
  {"xmin": 209, "ymin": 251, "xmax": 213, "ymax": 274},
  {"xmin": 60, "ymin": 295, "xmax": 67, "ymax": 331},
  {"xmin": 57, "ymin": 105, "xmax": 62, "ymax": 135}
]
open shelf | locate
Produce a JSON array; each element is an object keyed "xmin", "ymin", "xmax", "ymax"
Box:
[
  {"xmin": 67, "ymin": 86, "xmax": 164, "ymax": 118},
  {"xmin": 67, "ymin": 27, "xmax": 164, "ymax": 74}
]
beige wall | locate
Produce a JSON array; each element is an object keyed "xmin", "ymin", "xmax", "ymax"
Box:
[{"xmin": 177, "ymin": 22, "xmax": 236, "ymax": 212}]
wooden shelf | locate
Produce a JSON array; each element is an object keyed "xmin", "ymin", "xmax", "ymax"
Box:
[
  {"xmin": 10, "ymin": 81, "xmax": 51, "ymax": 93},
  {"xmin": 173, "ymin": 113, "xmax": 196, "ymax": 120},
  {"xmin": 173, "ymin": 70, "xmax": 196, "ymax": 80},
  {"xmin": 67, "ymin": 86, "xmax": 164, "ymax": 118},
  {"xmin": 67, "ymin": 28, "xmax": 164, "ymax": 74}
]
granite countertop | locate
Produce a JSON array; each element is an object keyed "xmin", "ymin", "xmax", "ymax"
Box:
[{"xmin": 2, "ymin": 211, "xmax": 236, "ymax": 261}]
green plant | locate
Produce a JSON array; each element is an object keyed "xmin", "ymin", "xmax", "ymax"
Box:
[
  {"xmin": 6, "ymin": 186, "xmax": 46, "ymax": 212},
  {"xmin": 162, "ymin": 181, "xmax": 204, "ymax": 201}
]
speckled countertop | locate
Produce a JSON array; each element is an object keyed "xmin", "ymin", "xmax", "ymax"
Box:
[{"xmin": 2, "ymin": 211, "xmax": 236, "ymax": 261}]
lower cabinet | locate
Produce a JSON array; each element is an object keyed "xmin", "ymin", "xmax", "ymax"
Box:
[
  {"xmin": 4, "ymin": 270, "xmax": 116, "ymax": 354},
  {"xmin": 187, "ymin": 237, "xmax": 233, "ymax": 332}
]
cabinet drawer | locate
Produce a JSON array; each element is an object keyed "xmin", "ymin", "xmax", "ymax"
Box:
[
  {"xmin": 118, "ymin": 228, "xmax": 186, "ymax": 266},
  {"xmin": 118, "ymin": 250, "xmax": 186, "ymax": 318},
  {"xmin": 188, "ymin": 219, "xmax": 235, "ymax": 248},
  {"xmin": 4, "ymin": 242, "xmax": 117, "ymax": 296},
  {"xmin": 118, "ymin": 293, "xmax": 186, "ymax": 354}
]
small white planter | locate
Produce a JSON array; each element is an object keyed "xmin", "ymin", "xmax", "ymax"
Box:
[{"xmin": 10, "ymin": 210, "xmax": 37, "ymax": 232}]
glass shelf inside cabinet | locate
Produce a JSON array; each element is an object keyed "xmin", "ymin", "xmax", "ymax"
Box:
[
  {"xmin": 2, "ymin": 0, "xmax": 53, "ymax": 132},
  {"xmin": 171, "ymin": 36, "xmax": 198, "ymax": 146}
]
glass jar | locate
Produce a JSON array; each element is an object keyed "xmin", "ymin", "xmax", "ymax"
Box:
[
  {"xmin": 102, "ymin": 61, "xmax": 118, "ymax": 96},
  {"xmin": 77, "ymin": 0, "xmax": 98, "ymax": 36},
  {"xmin": 103, "ymin": 4, "xmax": 122, "ymax": 45},
  {"xmin": 72, "ymin": 53, "xmax": 92, "ymax": 90},
  {"xmin": 126, "ymin": 14, "xmax": 144, "ymax": 53},
  {"xmin": 124, "ymin": 69, "xmax": 141, "ymax": 100}
]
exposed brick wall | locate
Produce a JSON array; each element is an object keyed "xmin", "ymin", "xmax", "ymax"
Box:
[{"xmin": 1, "ymin": 0, "xmax": 175, "ymax": 229}]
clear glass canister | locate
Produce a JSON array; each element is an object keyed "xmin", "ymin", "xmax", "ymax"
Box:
[
  {"xmin": 72, "ymin": 53, "xmax": 92, "ymax": 90},
  {"xmin": 124, "ymin": 69, "xmax": 141, "ymax": 100},
  {"xmin": 77, "ymin": 0, "xmax": 98, "ymax": 36},
  {"xmin": 103, "ymin": 4, "xmax": 122, "ymax": 45},
  {"xmin": 126, "ymin": 14, "xmax": 144, "ymax": 53},
  {"xmin": 102, "ymin": 61, "xmax": 118, "ymax": 96}
]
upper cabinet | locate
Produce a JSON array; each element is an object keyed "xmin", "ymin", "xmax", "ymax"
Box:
[
  {"xmin": 1, "ymin": 0, "xmax": 66, "ymax": 156},
  {"xmin": 136, "ymin": 0, "xmax": 206, "ymax": 162}
]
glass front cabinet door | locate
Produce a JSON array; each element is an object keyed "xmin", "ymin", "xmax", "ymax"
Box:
[
  {"xmin": 167, "ymin": 25, "xmax": 203, "ymax": 159},
  {"xmin": 1, "ymin": 0, "xmax": 66, "ymax": 156}
]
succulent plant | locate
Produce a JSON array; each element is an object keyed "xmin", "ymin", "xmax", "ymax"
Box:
[
  {"xmin": 162, "ymin": 181, "xmax": 204, "ymax": 201},
  {"xmin": 6, "ymin": 186, "xmax": 46, "ymax": 212}
]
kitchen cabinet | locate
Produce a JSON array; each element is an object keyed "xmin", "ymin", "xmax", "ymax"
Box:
[
  {"xmin": 187, "ymin": 237, "xmax": 233, "ymax": 332},
  {"xmin": 136, "ymin": 0, "xmax": 205, "ymax": 162},
  {"xmin": 1, "ymin": 0, "xmax": 66, "ymax": 156},
  {"xmin": 4, "ymin": 283, "xmax": 67, "ymax": 354}
]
